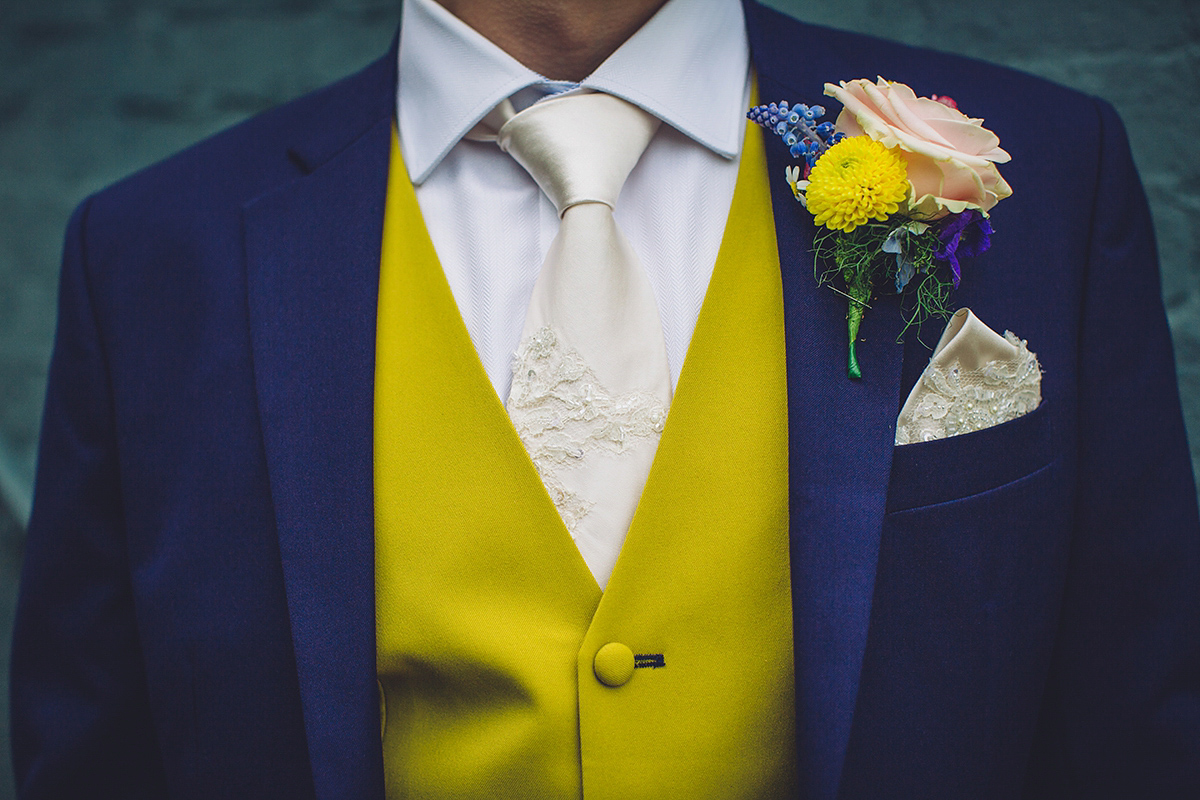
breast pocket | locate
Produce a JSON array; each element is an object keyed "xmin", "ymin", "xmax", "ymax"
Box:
[
  {"xmin": 862, "ymin": 402, "xmax": 1070, "ymax": 769},
  {"xmin": 886, "ymin": 402, "xmax": 1056, "ymax": 513}
]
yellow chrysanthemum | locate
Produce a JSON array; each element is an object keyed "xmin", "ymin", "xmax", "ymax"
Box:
[{"xmin": 805, "ymin": 137, "xmax": 909, "ymax": 232}]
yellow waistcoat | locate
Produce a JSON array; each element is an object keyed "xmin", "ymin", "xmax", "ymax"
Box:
[{"xmin": 374, "ymin": 119, "xmax": 794, "ymax": 798}]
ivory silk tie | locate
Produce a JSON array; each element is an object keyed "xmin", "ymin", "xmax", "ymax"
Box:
[{"xmin": 497, "ymin": 92, "xmax": 671, "ymax": 588}]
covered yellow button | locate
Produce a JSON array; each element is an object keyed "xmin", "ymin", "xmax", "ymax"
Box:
[{"xmin": 593, "ymin": 642, "xmax": 635, "ymax": 687}]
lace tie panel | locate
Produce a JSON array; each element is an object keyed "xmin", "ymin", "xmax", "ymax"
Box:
[{"xmin": 508, "ymin": 326, "xmax": 668, "ymax": 534}]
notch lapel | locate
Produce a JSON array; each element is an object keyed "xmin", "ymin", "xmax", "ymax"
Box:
[
  {"xmin": 243, "ymin": 46, "xmax": 395, "ymax": 800},
  {"xmin": 745, "ymin": 3, "xmax": 907, "ymax": 798}
]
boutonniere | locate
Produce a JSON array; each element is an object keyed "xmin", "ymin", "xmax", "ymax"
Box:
[{"xmin": 749, "ymin": 77, "xmax": 1012, "ymax": 378}]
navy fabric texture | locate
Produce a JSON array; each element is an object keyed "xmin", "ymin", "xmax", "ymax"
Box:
[{"xmin": 10, "ymin": 2, "xmax": 1200, "ymax": 798}]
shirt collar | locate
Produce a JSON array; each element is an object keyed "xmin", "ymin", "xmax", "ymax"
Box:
[{"xmin": 397, "ymin": 0, "xmax": 750, "ymax": 185}]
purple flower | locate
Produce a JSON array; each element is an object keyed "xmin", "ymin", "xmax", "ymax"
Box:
[{"xmin": 934, "ymin": 209, "xmax": 993, "ymax": 287}]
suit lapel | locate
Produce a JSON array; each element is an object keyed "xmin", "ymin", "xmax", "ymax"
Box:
[
  {"xmin": 744, "ymin": 3, "xmax": 906, "ymax": 798},
  {"xmin": 243, "ymin": 44, "xmax": 395, "ymax": 800}
]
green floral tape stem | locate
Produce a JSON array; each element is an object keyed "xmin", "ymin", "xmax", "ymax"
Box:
[
  {"xmin": 814, "ymin": 217, "xmax": 956, "ymax": 377},
  {"xmin": 816, "ymin": 222, "xmax": 890, "ymax": 379},
  {"xmin": 843, "ymin": 266, "xmax": 871, "ymax": 380}
]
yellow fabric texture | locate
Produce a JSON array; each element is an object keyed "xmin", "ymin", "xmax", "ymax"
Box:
[{"xmin": 375, "ymin": 118, "xmax": 794, "ymax": 798}]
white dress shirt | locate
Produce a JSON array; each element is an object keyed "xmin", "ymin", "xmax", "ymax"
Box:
[{"xmin": 397, "ymin": 0, "xmax": 751, "ymax": 398}]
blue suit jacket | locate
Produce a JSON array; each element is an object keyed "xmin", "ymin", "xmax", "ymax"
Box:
[{"xmin": 11, "ymin": 2, "xmax": 1200, "ymax": 797}]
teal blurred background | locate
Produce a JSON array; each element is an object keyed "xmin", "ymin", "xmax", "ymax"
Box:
[{"xmin": 1, "ymin": 0, "xmax": 1197, "ymax": 793}]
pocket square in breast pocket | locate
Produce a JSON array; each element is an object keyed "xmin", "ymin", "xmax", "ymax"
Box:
[{"xmin": 895, "ymin": 308, "xmax": 1042, "ymax": 445}]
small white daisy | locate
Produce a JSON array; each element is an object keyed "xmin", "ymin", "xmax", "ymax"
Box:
[{"xmin": 785, "ymin": 165, "xmax": 810, "ymax": 207}]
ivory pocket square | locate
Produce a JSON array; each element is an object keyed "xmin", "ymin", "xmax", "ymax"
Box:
[{"xmin": 895, "ymin": 308, "xmax": 1041, "ymax": 445}]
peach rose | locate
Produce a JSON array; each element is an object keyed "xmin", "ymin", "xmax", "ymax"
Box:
[{"xmin": 824, "ymin": 78, "xmax": 1012, "ymax": 217}]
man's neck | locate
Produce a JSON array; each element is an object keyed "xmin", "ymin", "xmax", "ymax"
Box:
[{"xmin": 437, "ymin": 0, "xmax": 671, "ymax": 82}]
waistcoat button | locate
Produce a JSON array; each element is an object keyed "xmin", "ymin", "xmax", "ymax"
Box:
[{"xmin": 593, "ymin": 642, "xmax": 636, "ymax": 687}]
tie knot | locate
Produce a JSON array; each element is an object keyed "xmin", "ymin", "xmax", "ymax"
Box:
[{"xmin": 498, "ymin": 92, "xmax": 661, "ymax": 216}]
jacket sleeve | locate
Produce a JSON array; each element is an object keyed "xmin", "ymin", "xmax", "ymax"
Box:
[
  {"xmin": 9, "ymin": 198, "xmax": 169, "ymax": 797},
  {"xmin": 1022, "ymin": 99, "xmax": 1200, "ymax": 797}
]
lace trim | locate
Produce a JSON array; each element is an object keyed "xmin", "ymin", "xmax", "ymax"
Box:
[
  {"xmin": 895, "ymin": 331, "xmax": 1042, "ymax": 445},
  {"xmin": 507, "ymin": 326, "xmax": 668, "ymax": 533}
]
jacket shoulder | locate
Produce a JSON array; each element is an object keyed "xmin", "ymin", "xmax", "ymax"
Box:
[
  {"xmin": 746, "ymin": 1, "xmax": 1102, "ymax": 134},
  {"xmin": 82, "ymin": 45, "xmax": 395, "ymax": 241}
]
